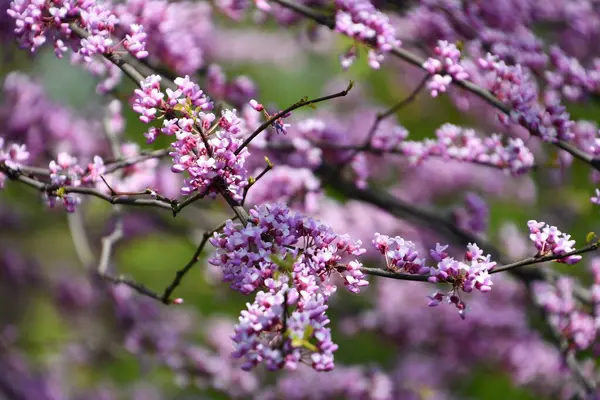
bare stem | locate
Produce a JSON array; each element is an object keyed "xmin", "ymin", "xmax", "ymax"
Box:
[
  {"xmin": 235, "ymin": 81, "xmax": 355, "ymax": 155},
  {"xmin": 161, "ymin": 218, "xmax": 234, "ymax": 303}
]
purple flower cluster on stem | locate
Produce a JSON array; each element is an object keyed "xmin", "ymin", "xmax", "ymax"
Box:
[
  {"xmin": 334, "ymin": 0, "xmax": 400, "ymax": 69},
  {"xmin": 527, "ymin": 220, "xmax": 582, "ymax": 265},
  {"xmin": 46, "ymin": 152, "xmax": 105, "ymax": 212},
  {"xmin": 373, "ymin": 233, "xmax": 495, "ymax": 318},
  {"xmin": 133, "ymin": 74, "xmax": 251, "ymax": 200},
  {"xmin": 478, "ymin": 53, "xmax": 574, "ymax": 143},
  {"xmin": 7, "ymin": 0, "xmax": 147, "ymax": 61},
  {"xmin": 0, "ymin": 138, "xmax": 29, "ymax": 189},
  {"xmin": 209, "ymin": 203, "xmax": 367, "ymax": 371},
  {"xmin": 423, "ymin": 40, "xmax": 469, "ymax": 97}
]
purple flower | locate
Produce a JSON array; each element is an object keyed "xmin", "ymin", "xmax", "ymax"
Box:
[
  {"xmin": 423, "ymin": 40, "xmax": 469, "ymax": 97},
  {"xmin": 123, "ymin": 23, "xmax": 148, "ymax": 59},
  {"xmin": 533, "ymin": 278, "xmax": 597, "ymax": 351},
  {"xmin": 527, "ymin": 220, "xmax": 582, "ymax": 264},
  {"xmin": 0, "ymin": 139, "xmax": 29, "ymax": 189},
  {"xmin": 132, "ymin": 75, "xmax": 164, "ymax": 123},
  {"xmin": 334, "ymin": 0, "xmax": 400, "ymax": 69},
  {"xmin": 592, "ymin": 188, "xmax": 600, "ymax": 205}
]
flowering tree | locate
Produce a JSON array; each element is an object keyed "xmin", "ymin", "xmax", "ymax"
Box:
[{"xmin": 1, "ymin": 0, "xmax": 600, "ymax": 398}]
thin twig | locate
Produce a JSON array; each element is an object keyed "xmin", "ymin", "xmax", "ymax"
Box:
[
  {"xmin": 101, "ymin": 273, "xmax": 163, "ymax": 301},
  {"xmin": 235, "ymin": 81, "xmax": 355, "ymax": 155},
  {"xmin": 358, "ymin": 267, "xmax": 428, "ymax": 282},
  {"xmin": 242, "ymin": 159, "xmax": 274, "ymax": 206},
  {"xmin": 161, "ymin": 218, "xmax": 234, "ymax": 303},
  {"xmin": 67, "ymin": 210, "xmax": 96, "ymax": 267},
  {"xmin": 490, "ymin": 241, "xmax": 600, "ymax": 275},
  {"xmin": 97, "ymin": 217, "xmax": 124, "ymax": 276}
]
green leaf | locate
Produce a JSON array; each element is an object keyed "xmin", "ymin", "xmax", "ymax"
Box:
[
  {"xmin": 587, "ymin": 232, "xmax": 597, "ymax": 243},
  {"xmin": 302, "ymin": 339, "xmax": 317, "ymax": 352},
  {"xmin": 303, "ymin": 324, "xmax": 314, "ymax": 340},
  {"xmin": 270, "ymin": 253, "xmax": 298, "ymax": 273}
]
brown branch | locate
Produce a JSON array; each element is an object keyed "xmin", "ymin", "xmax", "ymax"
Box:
[{"xmin": 161, "ymin": 218, "xmax": 234, "ymax": 303}]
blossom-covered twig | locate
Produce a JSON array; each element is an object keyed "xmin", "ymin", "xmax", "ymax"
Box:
[
  {"xmin": 357, "ymin": 241, "xmax": 600, "ymax": 282},
  {"xmin": 272, "ymin": 0, "xmax": 600, "ymax": 173}
]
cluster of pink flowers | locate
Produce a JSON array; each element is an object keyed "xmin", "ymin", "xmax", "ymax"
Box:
[
  {"xmin": 123, "ymin": 23, "xmax": 148, "ymax": 59},
  {"xmin": 592, "ymin": 189, "xmax": 600, "ymax": 206},
  {"xmin": 115, "ymin": 0, "xmax": 212, "ymax": 74},
  {"xmin": 208, "ymin": 203, "xmax": 368, "ymax": 371},
  {"xmin": 373, "ymin": 233, "xmax": 496, "ymax": 318},
  {"xmin": 134, "ymin": 75, "xmax": 213, "ymax": 127},
  {"xmin": 527, "ymin": 221, "xmax": 582, "ymax": 264},
  {"xmin": 7, "ymin": 0, "xmax": 147, "ymax": 61},
  {"xmin": 543, "ymin": 46, "xmax": 600, "ymax": 103},
  {"xmin": 423, "ymin": 40, "xmax": 469, "ymax": 97},
  {"xmin": 371, "ymin": 123, "xmax": 535, "ymax": 176},
  {"xmin": 172, "ymin": 124, "xmax": 250, "ymax": 200},
  {"xmin": 46, "ymin": 152, "xmax": 105, "ymax": 212},
  {"xmin": 132, "ymin": 75, "xmax": 250, "ymax": 200},
  {"xmin": 334, "ymin": 0, "xmax": 400, "ymax": 69},
  {"xmin": 373, "ymin": 233, "xmax": 427, "ymax": 275},
  {"xmin": 0, "ymin": 139, "xmax": 29, "ymax": 189},
  {"xmin": 533, "ymin": 277, "xmax": 597, "ymax": 351},
  {"xmin": 478, "ymin": 53, "xmax": 574, "ymax": 142}
]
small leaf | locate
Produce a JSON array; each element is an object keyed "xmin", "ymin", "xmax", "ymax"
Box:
[
  {"xmin": 586, "ymin": 232, "xmax": 597, "ymax": 243},
  {"xmin": 301, "ymin": 339, "xmax": 318, "ymax": 352},
  {"xmin": 56, "ymin": 187, "xmax": 65, "ymax": 197},
  {"xmin": 264, "ymin": 156, "xmax": 274, "ymax": 168},
  {"xmin": 270, "ymin": 253, "xmax": 298, "ymax": 273},
  {"xmin": 248, "ymin": 176, "xmax": 256, "ymax": 185},
  {"xmin": 303, "ymin": 325, "xmax": 314, "ymax": 340}
]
